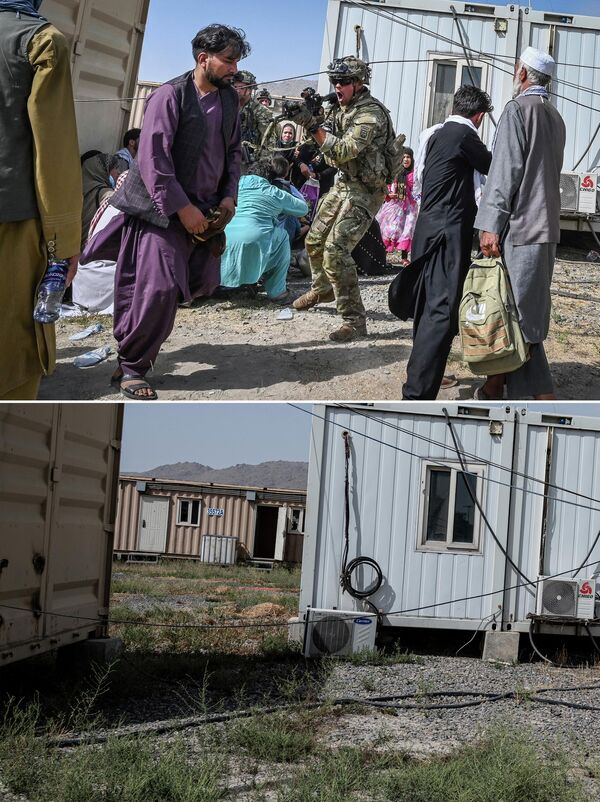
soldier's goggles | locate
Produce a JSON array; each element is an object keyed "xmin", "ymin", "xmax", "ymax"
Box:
[{"xmin": 330, "ymin": 76, "xmax": 354, "ymax": 86}]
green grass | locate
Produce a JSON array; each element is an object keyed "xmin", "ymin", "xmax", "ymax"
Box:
[
  {"xmin": 228, "ymin": 709, "xmax": 317, "ymax": 763},
  {"xmin": 0, "ymin": 699, "xmax": 225, "ymax": 802},
  {"xmin": 113, "ymin": 560, "xmax": 301, "ymax": 591}
]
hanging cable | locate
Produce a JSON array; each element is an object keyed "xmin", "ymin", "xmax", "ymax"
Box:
[
  {"xmin": 442, "ymin": 408, "xmax": 535, "ymax": 587},
  {"xmin": 572, "ymin": 530, "xmax": 600, "ymax": 578},
  {"xmin": 528, "ymin": 619, "xmax": 555, "ymax": 665},
  {"xmin": 450, "ymin": 5, "xmax": 497, "ymax": 128},
  {"xmin": 339, "ymin": 432, "xmax": 383, "ymax": 615}
]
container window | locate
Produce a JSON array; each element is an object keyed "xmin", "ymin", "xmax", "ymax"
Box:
[
  {"xmin": 177, "ymin": 498, "xmax": 201, "ymax": 526},
  {"xmin": 426, "ymin": 57, "xmax": 489, "ymax": 128},
  {"xmin": 419, "ymin": 462, "xmax": 484, "ymax": 551}
]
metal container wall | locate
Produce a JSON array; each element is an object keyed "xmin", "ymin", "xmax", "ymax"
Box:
[
  {"xmin": 201, "ymin": 536, "xmax": 238, "ymax": 566},
  {"xmin": 115, "ymin": 479, "xmax": 307, "ymax": 561},
  {"xmin": 300, "ymin": 404, "xmax": 516, "ymax": 630},
  {"xmin": 509, "ymin": 413, "xmax": 600, "ymax": 630},
  {"xmin": 0, "ymin": 404, "xmax": 123, "ymax": 666},
  {"xmin": 321, "ymin": 2, "xmax": 600, "ymax": 169},
  {"xmin": 43, "ymin": 0, "xmax": 150, "ymax": 153},
  {"xmin": 129, "ymin": 81, "xmax": 160, "ymax": 130}
]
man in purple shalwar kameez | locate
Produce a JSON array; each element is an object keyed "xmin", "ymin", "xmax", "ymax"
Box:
[{"xmin": 82, "ymin": 24, "xmax": 248, "ymax": 399}]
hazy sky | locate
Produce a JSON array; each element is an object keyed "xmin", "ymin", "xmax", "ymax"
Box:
[
  {"xmin": 120, "ymin": 403, "xmax": 314, "ymax": 472},
  {"xmin": 139, "ymin": 0, "xmax": 599, "ymax": 83},
  {"xmin": 120, "ymin": 402, "xmax": 600, "ymax": 473}
]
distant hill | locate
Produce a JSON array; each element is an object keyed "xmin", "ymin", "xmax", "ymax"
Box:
[
  {"xmin": 129, "ymin": 460, "xmax": 308, "ymax": 491},
  {"xmin": 260, "ymin": 78, "xmax": 317, "ymax": 100}
]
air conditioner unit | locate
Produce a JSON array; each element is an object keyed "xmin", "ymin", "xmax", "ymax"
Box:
[
  {"xmin": 303, "ymin": 608, "xmax": 377, "ymax": 657},
  {"xmin": 559, "ymin": 172, "xmax": 598, "ymax": 214},
  {"xmin": 536, "ymin": 577, "xmax": 595, "ymax": 619}
]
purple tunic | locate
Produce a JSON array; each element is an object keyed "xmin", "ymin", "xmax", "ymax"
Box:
[{"xmin": 84, "ymin": 82, "xmax": 241, "ymax": 380}]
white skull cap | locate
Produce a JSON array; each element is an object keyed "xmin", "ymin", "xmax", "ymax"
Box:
[{"xmin": 519, "ymin": 46, "xmax": 556, "ymax": 77}]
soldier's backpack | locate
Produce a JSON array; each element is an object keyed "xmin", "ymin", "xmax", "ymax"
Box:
[
  {"xmin": 459, "ymin": 257, "xmax": 529, "ymax": 376},
  {"xmin": 370, "ymin": 97, "xmax": 406, "ymax": 183}
]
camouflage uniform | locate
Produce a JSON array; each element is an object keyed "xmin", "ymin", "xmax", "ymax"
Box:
[
  {"xmin": 240, "ymin": 97, "xmax": 278, "ymax": 174},
  {"xmin": 304, "ymin": 89, "xmax": 390, "ymax": 326}
]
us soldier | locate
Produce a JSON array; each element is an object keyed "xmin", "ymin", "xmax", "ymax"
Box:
[
  {"xmin": 233, "ymin": 70, "xmax": 277, "ymax": 174},
  {"xmin": 257, "ymin": 87, "xmax": 272, "ymax": 107},
  {"xmin": 287, "ymin": 57, "xmax": 394, "ymax": 341}
]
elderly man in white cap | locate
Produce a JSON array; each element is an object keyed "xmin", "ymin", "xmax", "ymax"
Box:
[{"xmin": 474, "ymin": 46, "xmax": 566, "ymax": 401}]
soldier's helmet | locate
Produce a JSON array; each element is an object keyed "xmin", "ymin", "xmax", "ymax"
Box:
[
  {"xmin": 327, "ymin": 56, "xmax": 371, "ymax": 84},
  {"xmin": 233, "ymin": 70, "xmax": 257, "ymax": 86},
  {"xmin": 257, "ymin": 88, "xmax": 272, "ymax": 104}
]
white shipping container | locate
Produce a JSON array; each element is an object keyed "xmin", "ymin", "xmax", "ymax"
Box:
[
  {"xmin": 0, "ymin": 404, "xmax": 123, "ymax": 667},
  {"xmin": 300, "ymin": 404, "xmax": 600, "ymax": 635},
  {"xmin": 319, "ymin": 1, "xmax": 600, "ymax": 231}
]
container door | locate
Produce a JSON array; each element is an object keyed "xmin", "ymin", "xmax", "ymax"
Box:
[
  {"xmin": 0, "ymin": 406, "xmax": 57, "ymax": 648},
  {"xmin": 138, "ymin": 497, "xmax": 169, "ymax": 552}
]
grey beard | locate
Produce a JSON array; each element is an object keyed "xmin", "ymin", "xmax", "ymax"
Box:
[{"xmin": 512, "ymin": 77, "xmax": 523, "ymax": 98}]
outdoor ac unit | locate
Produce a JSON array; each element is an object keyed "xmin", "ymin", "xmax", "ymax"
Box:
[
  {"xmin": 559, "ymin": 172, "xmax": 598, "ymax": 214},
  {"xmin": 303, "ymin": 608, "xmax": 377, "ymax": 657},
  {"xmin": 536, "ymin": 577, "xmax": 595, "ymax": 619}
]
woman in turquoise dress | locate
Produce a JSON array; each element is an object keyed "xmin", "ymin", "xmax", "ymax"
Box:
[{"xmin": 220, "ymin": 160, "xmax": 308, "ymax": 303}]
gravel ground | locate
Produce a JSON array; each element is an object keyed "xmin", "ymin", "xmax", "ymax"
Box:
[{"xmin": 38, "ymin": 245, "xmax": 600, "ymax": 401}]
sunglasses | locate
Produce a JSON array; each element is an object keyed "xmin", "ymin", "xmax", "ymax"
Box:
[{"xmin": 330, "ymin": 77, "xmax": 354, "ymax": 86}]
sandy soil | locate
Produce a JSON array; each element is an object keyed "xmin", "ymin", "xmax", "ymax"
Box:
[{"xmin": 38, "ymin": 245, "xmax": 600, "ymax": 401}]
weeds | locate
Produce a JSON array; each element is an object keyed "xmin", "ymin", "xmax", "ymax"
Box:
[{"xmin": 228, "ymin": 710, "xmax": 317, "ymax": 763}]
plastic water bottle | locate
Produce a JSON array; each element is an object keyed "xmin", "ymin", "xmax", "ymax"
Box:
[{"xmin": 33, "ymin": 260, "xmax": 69, "ymax": 323}]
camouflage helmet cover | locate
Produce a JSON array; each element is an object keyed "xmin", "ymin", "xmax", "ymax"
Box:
[
  {"xmin": 327, "ymin": 56, "xmax": 371, "ymax": 84},
  {"xmin": 234, "ymin": 70, "xmax": 257, "ymax": 86},
  {"xmin": 257, "ymin": 88, "xmax": 272, "ymax": 99}
]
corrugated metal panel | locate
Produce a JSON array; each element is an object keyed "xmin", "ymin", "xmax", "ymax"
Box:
[
  {"xmin": 0, "ymin": 404, "xmax": 122, "ymax": 665},
  {"xmin": 129, "ymin": 81, "xmax": 160, "ymax": 130},
  {"xmin": 115, "ymin": 481, "xmax": 305, "ymax": 561},
  {"xmin": 301, "ymin": 404, "xmax": 515, "ymax": 629},
  {"xmin": 43, "ymin": 0, "xmax": 150, "ymax": 153},
  {"xmin": 322, "ymin": 1, "xmax": 600, "ymax": 168},
  {"xmin": 201, "ymin": 536, "xmax": 237, "ymax": 566}
]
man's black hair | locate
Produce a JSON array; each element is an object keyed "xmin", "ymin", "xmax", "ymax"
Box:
[
  {"xmin": 248, "ymin": 158, "xmax": 276, "ymax": 183},
  {"xmin": 192, "ymin": 24, "xmax": 251, "ymax": 62},
  {"xmin": 271, "ymin": 156, "xmax": 291, "ymax": 179},
  {"xmin": 123, "ymin": 128, "xmax": 141, "ymax": 148},
  {"xmin": 452, "ymin": 85, "xmax": 494, "ymax": 118}
]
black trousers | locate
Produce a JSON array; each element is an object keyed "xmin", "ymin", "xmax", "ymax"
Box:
[{"xmin": 402, "ymin": 228, "xmax": 471, "ymax": 400}]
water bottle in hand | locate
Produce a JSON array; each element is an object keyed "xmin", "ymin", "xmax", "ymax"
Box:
[{"xmin": 33, "ymin": 260, "xmax": 69, "ymax": 324}]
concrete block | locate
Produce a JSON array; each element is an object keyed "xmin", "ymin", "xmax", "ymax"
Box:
[
  {"xmin": 83, "ymin": 637, "xmax": 123, "ymax": 664},
  {"xmin": 482, "ymin": 630, "xmax": 520, "ymax": 663},
  {"xmin": 287, "ymin": 616, "xmax": 304, "ymax": 645}
]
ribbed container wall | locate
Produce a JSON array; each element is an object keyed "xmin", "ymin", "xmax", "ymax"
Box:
[
  {"xmin": 129, "ymin": 81, "xmax": 160, "ymax": 130},
  {"xmin": 511, "ymin": 416, "xmax": 600, "ymax": 627},
  {"xmin": 321, "ymin": 2, "xmax": 600, "ymax": 175},
  {"xmin": 115, "ymin": 481, "xmax": 307, "ymax": 561},
  {"xmin": 43, "ymin": 0, "xmax": 150, "ymax": 153},
  {"xmin": 301, "ymin": 405, "xmax": 515, "ymax": 630},
  {"xmin": 0, "ymin": 405, "xmax": 122, "ymax": 666}
]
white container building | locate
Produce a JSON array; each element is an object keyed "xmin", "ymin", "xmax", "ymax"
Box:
[
  {"xmin": 300, "ymin": 403, "xmax": 600, "ymax": 637},
  {"xmin": 319, "ymin": 1, "xmax": 600, "ymax": 233}
]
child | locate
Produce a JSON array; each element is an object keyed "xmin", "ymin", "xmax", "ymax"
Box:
[{"xmin": 376, "ymin": 147, "xmax": 418, "ymax": 265}]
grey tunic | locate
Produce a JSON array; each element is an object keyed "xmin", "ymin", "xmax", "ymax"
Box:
[{"xmin": 475, "ymin": 94, "xmax": 566, "ymax": 344}]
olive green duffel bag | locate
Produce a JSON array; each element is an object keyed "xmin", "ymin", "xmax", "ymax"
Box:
[{"xmin": 459, "ymin": 257, "xmax": 529, "ymax": 376}]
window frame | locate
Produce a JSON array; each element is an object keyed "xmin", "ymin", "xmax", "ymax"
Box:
[
  {"xmin": 177, "ymin": 497, "xmax": 201, "ymax": 527},
  {"xmin": 424, "ymin": 54, "xmax": 490, "ymax": 133},
  {"xmin": 417, "ymin": 460, "xmax": 485, "ymax": 553}
]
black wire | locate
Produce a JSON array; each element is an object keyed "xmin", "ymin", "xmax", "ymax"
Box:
[
  {"xmin": 334, "ymin": 403, "xmax": 600, "ymax": 511},
  {"xmin": 528, "ymin": 619, "xmax": 554, "ymax": 665},
  {"xmin": 290, "ymin": 404, "xmax": 600, "ymax": 517},
  {"xmin": 344, "ymin": 0, "xmax": 600, "ymax": 113},
  {"xmin": 443, "ymin": 408, "xmax": 535, "ymax": 587},
  {"xmin": 573, "ymin": 530, "xmax": 600, "ymax": 578}
]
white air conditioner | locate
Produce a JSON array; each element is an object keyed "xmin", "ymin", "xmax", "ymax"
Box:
[
  {"xmin": 303, "ymin": 608, "xmax": 377, "ymax": 657},
  {"xmin": 559, "ymin": 172, "xmax": 598, "ymax": 214},
  {"xmin": 536, "ymin": 577, "xmax": 595, "ymax": 619}
]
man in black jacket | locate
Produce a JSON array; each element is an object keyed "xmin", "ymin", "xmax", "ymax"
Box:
[{"xmin": 403, "ymin": 85, "xmax": 493, "ymax": 400}]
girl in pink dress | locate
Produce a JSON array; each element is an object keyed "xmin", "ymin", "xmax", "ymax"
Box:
[{"xmin": 376, "ymin": 148, "xmax": 418, "ymax": 265}]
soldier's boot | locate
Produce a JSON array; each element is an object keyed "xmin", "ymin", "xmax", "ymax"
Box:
[
  {"xmin": 329, "ymin": 320, "xmax": 368, "ymax": 342},
  {"xmin": 293, "ymin": 289, "xmax": 336, "ymax": 311}
]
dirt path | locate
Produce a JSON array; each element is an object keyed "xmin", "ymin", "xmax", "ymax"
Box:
[{"xmin": 39, "ymin": 247, "xmax": 600, "ymax": 401}]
